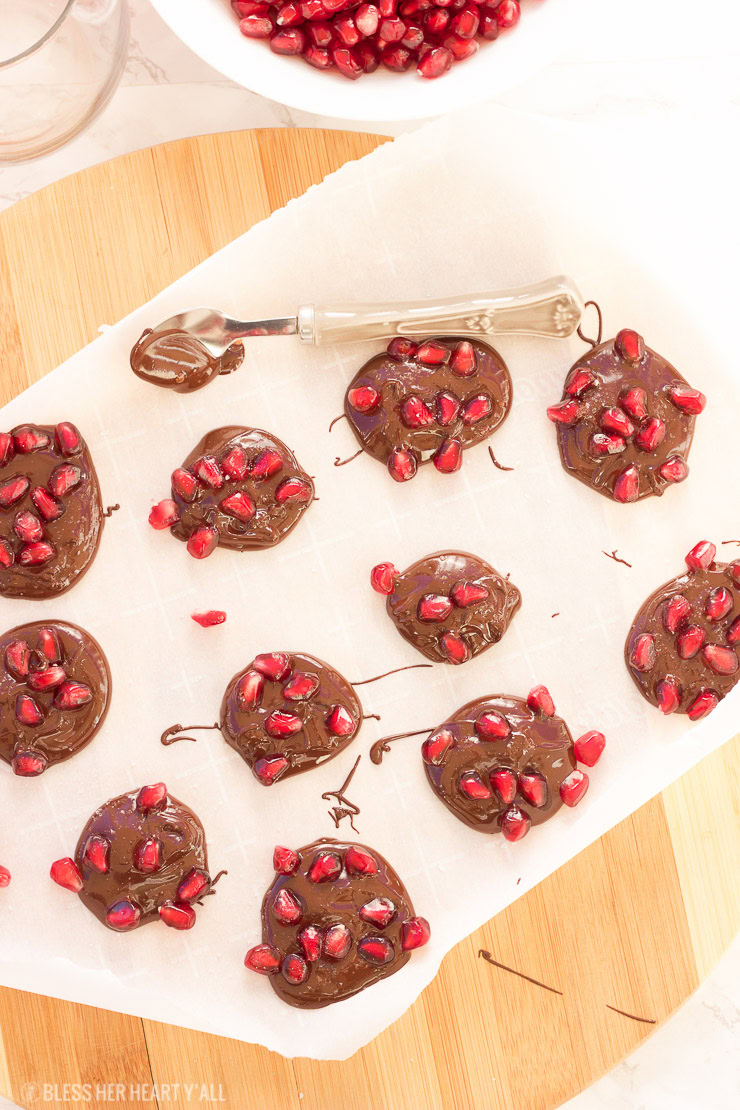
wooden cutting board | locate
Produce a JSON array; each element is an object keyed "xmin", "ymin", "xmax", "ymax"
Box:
[{"xmin": 0, "ymin": 129, "xmax": 737, "ymax": 1110}]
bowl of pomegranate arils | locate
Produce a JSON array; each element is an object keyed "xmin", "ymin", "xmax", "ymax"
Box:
[{"xmin": 149, "ymin": 0, "xmax": 569, "ymax": 121}]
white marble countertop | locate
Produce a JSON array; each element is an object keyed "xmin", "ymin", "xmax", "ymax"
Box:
[{"xmin": 0, "ymin": 2, "xmax": 738, "ymax": 1105}]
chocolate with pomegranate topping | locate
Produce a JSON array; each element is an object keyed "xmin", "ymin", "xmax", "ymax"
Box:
[
  {"xmin": 0, "ymin": 423, "xmax": 104, "ymax": 598},
  {"xmin": 220, "ymin": 652, "xmax": 362, "ymax": 785},
  {"xmin": 625, "ymin": 541, "xmax": 740, "ymax": 720},
  {"xmin": 0, "ymin": 620, "xmax": 111, "ymax": 777},
  {"xmin": 547, "ymin": 328, "xmax": 705, "ymax": 503},
  {"xmin": 371, "ymin": 550, "xmax": 521, "ymax": 665},
  {"xmin": 130, "ymin": 329, "xmax": 244, "ymax": 393},
  {"xmin": 50, "ymin": 784, "xmax": 217, "ymax": 932},
  {"xmin": 152, "ymin": 426, "xmax": 314, "ymax": 557},
  {"xmin": 246, "ymin": 838, "xmax": 430, "ymax": 1008},
  {"xmin": 344, "ymin": 336, "xmax": 512, "ymax": 482}
]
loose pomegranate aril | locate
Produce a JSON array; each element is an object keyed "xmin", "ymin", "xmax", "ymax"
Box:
[
  {"xmin": 424, "ymin": 9, "xmax": 450, "ymax": 35},
  {"xmin": 479, "ymin": 11, "xmax": 499, "ymax": 38},
  {"xmin": 191, "ymin": 610, "xmax": 227, "ymax": 627},
  {"xmin": 221, "ymin": 491, "xmax": 256, "ymax": 521},
  {"xmin": 378, "ymin": 15, "xmax": 405, "ymax": 42},
  {"xmin": 306, "ymin": 20, "xmax": 333, "ymax": 46},
  {"xmin": 192, "ymin": 456, "xmax": 225, "ymax": 489},
  {"xmin": 664, "ymin": 594, "xmax": 692, "ymax": 633},
  {"xmin": 18, "ymin": 541, "xmax": 55, "ymax": 566},
  {"xmin": 686, "ymin": 689, "xmax": 719, "ymax": 720},
  {"xmin": 500, "ymin": 804, "xmax": 530, "ymax": 841},
  {"xmin": 273, "ymin": 845, "xmax": 300, "ymax": 874},
  {"xmin": 240, "ymin": 12, "xmax": 276, "ymax": 35},
  {"xmin": 435, "ymin": 391, "xmax": 461, "ymax": 426},
  {"xmin": 702, "ymin": 644, "xmax": 738, "ymax": 675},
  {"xmin": 433, "ymin": 437, "xmax": 463, "ymax": 473},
  {"xmin": 12, "ymin": 750, "xmax": 47, "ymax": 775},
  {"xmin": 275, "ymin": 477, "xmax": 312, "ymax": 504},
  {"xmin": 459, "ymin": 771, "xmax": 492, "ymax": 800},
  {"xmin": 495, "ymin": 0, "xmax": 520, "ymax": 28},
  {"xmin": 634, "ymin": 417, "xmax": 666, "ymax": 453},
  {"xmin": 172, "ymin": 468, "xmax": 198, "ymax": 501},
  {"xmin": 305, "ymin": 44, "xmax": 333, "ymax": 68},
  {"xmin": 323, "ymin": 923, "xmax": 352, "ymax": 960},
  {"xmin": 254, "ymin": 755, "xmax": 289, "ymax": 784},
  {"xmin": 614, "ymin": 328, "xmax": 644, "ymax": 363},
  {"xmin": 677, "ymin": 624, "xmax": 705, "ymax": 659},
  {"xmin": 356, "ymin": 2, "xmax": 380, "ymax": 35},
  {"xmin": 589, "ymin": 432, "xmax": 627, "ymax": 457},
  {"xmin": 106, "ymin": 899, "xmax": 142, "ymax": 931},
  {"xmin": 726, "ymin": 616, "xmax": 740, "ymax": 645},
  {"xmin": 298, "ymin": 924, "xmax": 323, "ymax": 962},
  {"xmin": 619, "ymin": 386, "xmax": 648, "ymax": 422},
  {"xmin": 401, "ymin": 395, "xmax": 435, "ymax": 428},
  {"xmin": 518, "ymin": 771, "xmax": 548, "ymax": 808},
  {"xmin": 566, "ymin": 368, "xmax": 597, "ymax": 397},
  {"xmin": 574, "ymin": 730, "xmax": 606, "ymax": 766},
  {"xmin": 417, "ymin": 340, "xmax": 450, "ymax": 366},
  {"xmin": 659, "ymin": 455, "xmax": 688, "ymax": 483},
  {"xmin": 15, "ymin": 694, "xmax": 43, "ymax": 726},
  {"xmin": 685, "ymin": 540, "xmax": 716, "ymax": 571},
  {"xmin": 187, "ymin": 525, "xmax": 218, "ymax": 560},
  {"xmin": 387, "ymin": 447, "xmax": 418, "ymax": 482},
  {"xmin": 308, "ymin": 852, "xmax": 342, "ymax": 883},
  {"xmin": 489, "ymin": 767, "xmax": 517, "ymax": 803},
  {"xmin": 630, "ymin": 633, "xmax": 656, "ymax": 672},
  {"xmin": 613, "ymin": 465, "xmax": 640, "ymax": 503},
  {"xmin": 0, "ymin": 432, "xmax": 14, "ymax": 467},
  {"xmin": 326, "ymin": 704, "xmax": 356, "ymax": 736},
  {"xmin": 475, "ymin": 711, "xmax": 510, "ymax": 740},
  {"xmin": 5, "ymin": 639, "xmax": 30, "ymax": 678},
  {"xmin": 244, "ymin": 943, "xmax": 281, "ymax": 974},
  {"xmin": 417, "ymin": 593, "xmax": 453, "ymax": 622},
  {"xmin": 360, "ymin": 897, "xmax": 396, "ymax": 927},
  {"xmin": 422, "ymin": 728, "xmax": 454, "ymax": 764},
  {"xmin": 50, "ymin": 857, "xmax": 83, "ymax": 892},
  {"xmin": 0, "ymin": 538, "xmax": 13, "ymax": 567},
  {"xmin": 387, "ymin": 336, "xmax": 418, "ymax": 361},
  {"xmin": 348, "ymin": 386, "xmax": 381, "ymax": 415},
  {"xmin": 14, "ymin": 426, "xmax": 50, "ymax": 453},
  {"xmin": 221, "ymin": 445, "xmax": 249, "ymax": 480},
  {"xmin": 461, "ymin": 393, "xmax": 492, "ymax": 425},
  {"xmin": 656, "ymin": 677, "xmax": 681, "ymax": 714},
  {"xmin": 273, "ymin": 887, "xmax": 304, "ymax": 925},
  {"xmin": 668, "ymin": 385, "xmax": 706, "ymax": 415},
  {"xmin": 134, "ymin": 837, "xmax": 162, "ymax": 873},
  {"xmin": 600, "ymin": 407, "xmax": 634, "ymax": 437},
  {"xmin": 31, "ymin": 486, "xmax": 64, "ymax": 522},
  {"xmin": 333, "ymin": 45, "xmax": 363, "ymax": 78},
  {"xmin": 402, "ymin": 23, "xmax": 424, "ymax": 49},
  {"xmin": 0, "ymin": 866, "xmax": 10, "ymax": 887},
  {"xmin": 283, "ymin": 671, "xmax": 320, "ymax": 700},
  {"xmin": 253, "ymin": 652, "xmax": 292, "ymax": 681},
  {"xmin": 370, "ymin": 561, "xmax": 398, "ymax": 594},
  {"xmin": 440, "ymin": 630, "xmax": 471, "ymax": 664},
  {"xmin": 383, "ymin": 45, "xmax": 414, "ymax": 71},
  {"xmin": 334, "ymin": 12, "xmax": 361, "ymax": 44},
  {"xmin": 401, "ymin": 916, "xmax": 431, "ymax": 950},
  {"xmin": 54, "ymin": 422, "xmax": 83, "ymax": 456},
  {"xmin": 178, "ymin": 868, "xmax": 210, "ymax": 902},
  {"xmin": 450, "ymin": 6, "xmax": 478, "ymax": 36},
  {"xmin": 527, "ymin": 685, "xmax": 555, "ymax": 717},
  {"xmin": 27, "ymin": 665, "xmax": 66, "ymax": 691},
  {"xmin": 84, "ymin": 835, "xmax": 110, "ymax": 873},
  {"xmin": 546, "ymin": 401, "xmax": 579, "ymax": 425},
  {"xmin": 0, "ymin": 475, "xmax": 30, "ymax": 507},
  {"xmin": 358, "ymin": 935, "xmax": 394, "ymax": 964},
  {"xmin": 559, "ymin": 769, "xmax": 589, "ymax": 807},
  {"xmin": 265, "ymin": 710, "xmax": 303, "ymax": 738},
  {"xmin": 136, "ymin": 782, "xmax": 167, "ymax": 813},
  {"xmin": 251, "ymin": 449, "xmax": 283, "ymax": 479},
  {"xmin": 149, "ymin": 499, "xmax": 180, "ymax": 530},
  {"xmin": 49, "ymin": 463, "xmax": 81, "ymax": 498},
  {"xmin": 159, "ymin": 901, "xmax": 196, "ymax": 930},
  {"xmin": 706, "ymin": 587, "xmax": 733, "ymax": 622}
]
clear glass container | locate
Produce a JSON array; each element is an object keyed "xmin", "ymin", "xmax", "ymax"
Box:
[{"xmin": 0, "ymin": 0, "xmax": 130, "ymax": 164}]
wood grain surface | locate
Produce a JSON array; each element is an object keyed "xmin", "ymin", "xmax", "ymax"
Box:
[{"xmin": 0, "ymin": 128, "xmax": 737, "ymax": 1110}]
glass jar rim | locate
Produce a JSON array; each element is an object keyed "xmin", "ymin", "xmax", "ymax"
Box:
[{"xmin": 0, "ymin": 0, "xmax": 77, "ymax": 69}]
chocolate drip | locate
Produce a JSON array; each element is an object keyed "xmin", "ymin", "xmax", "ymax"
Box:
[
  {"xmin": 370, "ymin": 727, "xmax": 434, "ymax": 765},
  {"xmin": 161, "ymin": 722, "xmax": 221, "ymax": 746}
]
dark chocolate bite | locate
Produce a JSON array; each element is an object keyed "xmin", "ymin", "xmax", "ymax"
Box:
[
  {"xmin": 152, "ymin": 426, "xmax": 314, "ymax": 558},
  {"xmin": 547, "ymin": 329, "xmax": 706, "ymax": 503},
  {"xmin": 344, "ymin": 336, "xmax": 512, "ymax": 482},
  {"xmin": 50, "ymin": 783, "xmax": 216, "ymax": 932},
  {"xmin": 421, "ymin": 688, "xmax": 590, "ymax": 839},
  {"xmin": 220, "ymin": 652, "xmax": 362, "ymax": 786},
  {"xmin": 0, "ymin": 423, "xmax": 104, "ymax": 598},
  {"xmin": 371, "ymin": 550, "xmax": 521, "ymax": 665},
  {"xmin": 0, "ymin": 620, "xmax": 111, "ymax": 777},
  {"xmin": 625, "ymin": 541, "xmax": 740, "ymax": 720},
  {"xmin": 245, "ymin": 838, "xmax": 430, "ymax": 1008},
  {"xmin": 130, "ymin": 329, "xmax": 244, "ymax": 393}
]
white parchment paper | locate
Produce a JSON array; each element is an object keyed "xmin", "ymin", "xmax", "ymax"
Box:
[{"xmin": 0, "ymin": 104, "xmax": 738, "ymax": 1060}]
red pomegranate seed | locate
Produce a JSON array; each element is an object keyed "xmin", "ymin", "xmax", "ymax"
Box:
[
  {"xmin": 252, "ymin": 450, "xmax": 283, "ymax": 479},
  {"xmin": 323, "ymin": 923, "xmax": 352, "ymax": 959},
  {"xmin": 271, "ymin": 26, "xmax": 306, "ymax": 52},
  {"xmin": 706, "ymin": 587, "xmax": 733, "ymax": 622},
  {"xmin": 333, "ymin": 12, "xmax": 360, "ymax": 43},
  {"xmin": 356, "ymin": 2, "xmax": 380, "ymax": 34},
  {"xmin": 664, "ymin": 594, "xmax": 691, "ymax": 633},
  {"xmin": 5, "ymin": 639, "xmax": 30, "ymax": 678},
  {"xmin": 345, "ymin": 845, "xmax": 378, "ymax": 876},
  {"xmin": 0, "ymin": 866, "xmax": 10, "ymax": 887},
  {"xmin": 659, "ymin": 455, "xmax": 688, "ymax": 483},
  {"xmin": 518, "ymin": 771, "xmax": 547, "ymax": 808},
  {"xmin": 440, "ymin": 630, "xmax": 471, "ymax": 664},
  {"xmin": 401, "ymin": 395, "xmax": 435, "ymax": 428},
  {"xmin": 191, "ymin": 610, "xmax": 227, "ymax": 627},
  {"xmin": 656, "ymin": 677, "xmax": 681, "ymax": 715},
  {"xmin": 348, "ymin": 385, "xmax": 381, "ymax": 413},
  {"xmin": 417, "ymin": 593, "xmax": 453, "ymax": 622},
  {"xmin": 475, "ymin": 711, "xmax": 510, "ymax": 740},
  {"xmin": 187, "ymin": 525, "xmax": 218, "ymax": 560},
  {"xmin": 417, "ymin": 340, "xmax": 449, "ymax": 366},
  {"xmin": 360, "ymin": 897, "xmax": 396, "ymax": 927},
  {"xmin": 443, "ymin": 343, "xmax": 475, "ymax": 380},
  {"xmin": 418, "ymin": 44, "xmax": 453, "ymax": 76},
  {"xmin": 280, "ymin": 953, "xmax": 308, "ymax": 985},
  {"xmin": 495, "ymin": 0, "xmax": 519, "ymax": 28},
  {"xmin": 424, "ymin": 8, "xmax": 449, "ymax": 35},
  {"xmin": 136, "ymin": 782, "xmax": 167, "ymax": 812},
  {"xmin": 600, "ymin": 407, "xmax": 634, "ymax": 437},
  {"xmin": 178, "ymin": 868, "xmax": 210, "ymax": 902},
  {"xmin": 459, "ymin": 771, "xmax": 491, "ymax": 800},
  {"xmin": 273, "ymin": 845, "xmax": 300, "ymax": 874},
  {"xmin": 244, "ymin": 943, "xmax": 281, "ymax": 974},
  {"xmin": 84, "ymin": 835, "xmax": 110, "ymax": 873},
  {"xmin": 402, "ymin": 23, "xmax": 424, "ymax": 49},
  {"xmin": 134, "ymin": 837, "xmax": 162, "ymax": 873},
  {"xmin": 702, "ymin": 644, "xmax": 738, "ymax": 675},
  {"xmin": 559, "ymin": 769, "xmax": 589, "ymax": 807},
  {"xmin": 172, "ymin": 468, "xmax": 198, "ymax": 501},
  {"xmin": 435, "ymin": 391, "xmax": 461, "ymax": 426},
  {"xmin": 574, "ymin": 730, "xmax": 605, "ymax": 766},
  {"xmin": 36, "ymin": 626, "xmax": 57, "ymax": 662},
  {"xmin": 265, "ymin": 710, "xmax": 303, "ymax": 738},
  {"xmin": 0, "ymin": 538, "xmax": 14, "ymax": 567},
  {"xmin": 276, "ymin": 0, "xmax": 304, "ymax": 23},
  {"xmin": 589, "ymin": 433, "xmax": 626, "ymax": 457},
  {"xmin": 613, "ymin": 465, "xmax": 640, "ymax": 503},
  {"xmin": 50, "ymin": 857, "xmax": 83, "ymax": 892},
  {"xmin": 0, "ymin": 475, "xmax": 30, "ymax": 507},
  {"xmin": 326, "ymin": 704, "xmax": 356, "ymax": 736},
  {"xmin": 566, "ymin": 369, "xmax": 597, "ymax": 397},
  {"xmin": 383, "ymin": 44, "xmax": 413, "ymax": 70},
  {"xmin": 387, "ymin": 337, "xmax": 417, "ymax": 360},
  {"xmin": 54, "ymin": 422, "xmax": 83, "ymax": 456},
  {"xmin": 379, "ymin": 15, "xmax": 405, "ymax": 41},
  {"xmin": 635, "ymin": 417, "xmax": 666, "ymax": 453},
  {"xmin": 308, "ymin": 852, "xmax": 342, "ymax": 883},
  {"xmin": 387, "ymin": 446, "xmax": 418, "ymax": 482},
  {"xmin": 49, "ymin": 463, "xmax": 81, "ymax": 498},
  {"xmin": 14, "ymin": 426, "xmax": 50, "ymax": 453},
  {"xmin": 668, "ymin": 385, "xmax": 706, "ymax": 415},
  {"xmin": 731, "ymin": 562, "xmax": 740, "ymax": 587},
  {"xmin": 614, "ymin": 328, "xmax": 645, "ymax": 363},
  {"xmin": 356, "ymin": 40, "xmax": 380, "ymax": 70},
  {"xmin": 221, "ymin": 491, "xmax": 256, "ymax": 521},
  {"xmin": 527, "ymin": 685, "xmax": 555, "ymax": 717},
  {"xmin": 490, "ymin": 767, "xmax": 517, "ymax": 804},
  {"xmin": 686, "ymin": 689, "xmax": 718, "ymax": 720},
  {"xmin": 620, "ymin": 386, "xmax": 648, "ymax": 422},
  {"xmin": 275, "ymin": 477, "xmax": 312, "ymax": 505},
  {"xmin": 106, "ymin": 899, "xmax": 142, "ymax": 931},
  {"xmin": 450, "ymin": 7, "xmax": 478, "ymax": 36},
  {"xmin": 401, "ymin": 916, "xmax": 431, "ymax": 950},
  {"xmin": 159, "ymin": 901, "xmax": 196, "ymax": 930},
  {"xmin": 461, "ymin": 394, "xmax": 492, "ymax": 425},
  {"xmin": 149, "ymin": 499, "xmax": 180, "ymax": 530},
  {"xmin": 433, "ymin": 437, "xmax": 463, "ymax": 473},
  {"xmin": 358, "ymin": 935, "xmax": 394, "ymax": 964},
  {"xmin": 379, "ymin": 0, "xmax": 397, "ymax": 13},
  {"xmin": 305, "ymin": 44, "xmax": 333, "ymax": 67},
  {"xmin": 370, "ymin": 561, "xmax": 398, "ymax": 594},
  {"xmin": 193, "ymin": 456, "xmax": 225, "ymax": 490},
  {"xmin": 0, "ymin": 432, "xmax": 14, "ymax": 467},
  {"xmin": 15, "ymin": 694, "xmax": 43, "ymax": 726},
  {"xmin": 500, "ymin": 805, "xmax": 530, "ymax": 841},
  {"xmin": 479, "ymin": 11, "xmax": 499, "ymax": 38},
  {"xmin": 12, "ymin": 750, "xmax": 47, "ymax": 775},
  {"xmin": 546, "ymin": 401, "xmax": 579, "ymax": 425},
  {"xmin": 421, "ymin": 728, "xmax": 454, "ymax": 764},
  {"xmin": 280, "ymin": 672, "xmax": 319, "ymax": 703},
  {"xmin": 273, "ymin": 887, "xmax": 304, "ymax": 925},
  {"xmin": 677, "ymin": 624, "xmax": 705, "ymax": 659},
  {"xmin": 333, "ymin": 45, "xmax": 363, "ymax": 78},
  {"xmin": 221, "ymin": 446, "xmax": 249, "ymax": 480},
  {"xmin": 450, "ymin": 580, "xmax": 489, "ymax": 608},
  {"xmin": 254, "ymin": 755, "xmax": 289, "ymax": 784},
  {"xmin": 254, "ymin": 652, "xmax": 291, "ymax": 681},
  {"xmin": 13, "ymin": 510, "xmax": 43, "ymax": 543},
  {"xmin": 685, "ymin": 540, "xmax": 716, "ymax": 571},
  {"xmin": 54, "ymin": 681, "xmax": 93, "ymax": 709},
  {"xmin": 630, "ymin": 633, "xmax": 656, "ymax": 672},
  {"xmin": 298, "ymin": 924, "xmax": 323, "ymax": 962},
  {"xmin": 31, "ymin": 487, "xmax": 63, "ymax": 522},
  {"xmin": 18, "ymin": 541, "xmax": 54, "ymax": 567},
  {"xmin": 240, "ymin": 13, "xmax": 275, "ymax": 35},
  {"xmin": 727, "ymin": 616, "xmax": 740, "ymax": 645},
  {"xmin": 27, "ymin": 665, "xmax": 66, "ymax": 691}
]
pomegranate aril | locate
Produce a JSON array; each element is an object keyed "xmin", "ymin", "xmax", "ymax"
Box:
[
  {"xmin": 192, "ymin": 455, "xmax": 225, "ymax": 489},
  {"xmin": 221, "ymin": 446, "xmax": 249, "ymax": 481},
  {"xmin": 308, "ymin": 852, "xmax": 342, "ymax": 883},
  {"xmin": 461, "ymin": 393, "xmax": 492, "ymax": 425},
  {"xmin": 417, "ymin": 593, "xmax": 453, "ymax": 622},
  {"xmin": 660, "ymin": 455, "xmax": 688, "ymax": 483},
  {"xmin": 450, "ymin": 7, "xmax": 478, "ymax": 36},
  {"xmin": 148, "ymin": 499, "xmax": 179, "ymax": 530},
  {"xmin": 12, "ymin": 750, "xmax": 47, "ymax": 776},
  {"xmin": 417, "ymin": 340, "xmax": 449, "ymax": 366},
  {"xmin": 221, "ymin": 491, "xmax": 256, "ymax": 521},
  {"xmin": 620, "ymin": 386, "xmax": 648, "ymax": 422},
  {"xmin": 686, "ymin": 689, "xmax": 718, "ymax": 720},
  {"xmin": 731, "ymin": 562, "xmax": 740, "ymax": 587},
  {"xmin": 84, "ymin": 835, "xmax": 110, "ymax": 873},
  {"xmin": 546, "ymin": 401, "xmax": 579, "ymax": 425},
  {"xmin": 706, "ymin": 587, "xmax": 733, "ymax": 622},
  {"xmin": 424, "ymin": 8, "xmax": 449, "ymax": 35},
  {"xmin": 656, "ymin": 677, "xmax": 681, "ymax": 715},
  {"xmin": 379, "ymin": 0, "xmax": 396, "ymax": 13},
  {"xmin": 283, "ymin": 671, "xmax": 320, "ymax": 700},
  {"xmin": 265, "ymin": 711, "xmax": 303, "ymax": 738},
  {"xmin": 38, "ymin": 630, "xmax": 65, "ymax": 666},
  {"xmin": 172, "ymin": 468, "xmax": 198, "ymax": 501},
  {"xmin": 401, "ymin": 395, "xmax": 435, "ymax": 428},
  {"xmin": 54, "ymin": 422, "xmax": 83, "ymax": 456},
  {"xmin": 574, "ymin": 730, "xmax": 606, "ymax": 766},
  {"xmin": 159, "ymin": 901, "xmax": 196, "ymax": 930},
  {"xmin": 387, "ymin": 446, "xmax": 418, "ymax": 482},
  {"xmin": 440, "ymin": 630, "xmax": 471, "ymax": 664},
  {"xmin": 402, "ymin": 23, "xmax": 423, "ymax": 48},
  {"xmin": 245, "ymin": 943, "xmax": 281, "ymax": 974},
  {"xmin": 685, "ymin": 540, "xmax": 716, "ymax": 572},
  {"xmin": 518, "ymin": 771, "xmax": 548, "ymax": 808},
  {"xmin": 13, "ymin": 510, "xmax": 42, "ymax": 543},
  {"xmin": 387, "ymin": 336, "xmax": 417, "ymax": 361},
  {"xmin": 253, "ymin": 652, "xmax": 292, "ymax": 681},
  {"xmin": 444, "ymin": 34, "xmax": 479, "ymax": 58},
  {"xmin": 5, "ymin": 639, "xmax": 30, "ymax": 678},
  {"xmin": 635, "ymin": 417, "xmax": 666, "ymax": 453},
  {"xmin": 187, "ymin": 525, "xmax": 218, "ymax": 560},
  {"xmin": 356, "ymin": 2, "xmax": 380, "ymax": 34},
  {"xmin": 358, "ymin": 935, "xmax": 394, "ymax": 965},
  {"xmin": 14, "ymin": 426, "xmax": 50, "ymax": 453},
  {"xmin": 298, "ymin": 924, "xmax": 323, "ymax": 962},
  {"xmin": 275, "ymin": 477, "xmax": 312, "ymax": 505},
  {"xmin": 490, "ymin": 767, "xmax": 517, "ymax": 804},
  {"xmin": 252, "ymin": 450, "xmax": 283, "ymax": 480},
  {"xmin": 614, "ymin": 329, "xmax": 644, "ymax": 363},
  {"xmin": 560, "ymin": 769, "xmax": 589, "ymax": 807},
  {"xmin": 702, "ymin": 644, "xmax": 738, "ymax": 675},
  {"xmin": 370, "ymin": 561, "xmax": 398, "ymax": 594},
  {"xmin": 479, "ymin": 11, "xmax": 498, "ymax": 38},
  {"xmin": 500, "ymin": 804, "xmax": 530, "ymax": 842},
  {"xmin": 31, "ymin": 487, "xmax": 63, "ymax": 522},
  {"xmin": 302, "ymin": 0, "xmax": 330, "ymax": 13},
  {"xmin": 527, "ymin": 685, "xmax": 555, "ymax": 717},
  {"xmin": 49, "ymin": 464, "xmax": 81, "ymax": 498},
  {"xmin": 475, "ymin": 711, "xmax": 510, "ymax": 740},
  {"xmin": 136, "ymin": 782, "xmax": 167, "ymax": 812},
  {"xmin": 191, "ymin": 609, "xmax": 227, "ymax": 628},
  {"xmin": 254, "ymin": 755, "xmax": 289, "ymax": 784},
  {"xmin": 54, "ymin": 681, "xmax": 93, "ymax": 710},
  {"xmin": 326, "ymin": 704, "xmax": 356, "ymax": 736},
  {"xmin": 378, "ymin": 15, "xmax": 405, "ymax": 41},
  {"xmin": 590, "ymin": 433, "xmax": 626, "ymax": 457},
  {"xmin": 727, "ymin": 616, "xmax": 740, "ymax": 645},
  {"xmin": 0, "ymin": 432, "xmax": 14, "ymax": 467},
  {"xmin": 630, "ymin": 633, "xmax": 656, "ymax": 672},
  {"xmin": 323, "ymin": 923, "xmax": 352, "ymax": 960},
  {"xmin": 459, "ymin": 771, "xmax": 492, "ymax": 800},
  {"xmin": 15, "ymin": 694, "xmax": 43, "ymax": 726},
  {"xmin": 417, "ymin": 44, "xmax": 452, "ymax": 76},
  {"xmin": 382, "ymin": 44, "xmax": 413, "ymax": 70},
  {"xmin": 664, "ymin": 594, "xmax": 691, "ymax": 633},
  {"xmin": 600, "ymin": 407, "xmax": 634, "ymax": 437},
  {"xmin": 0, "ymin": 475, "xmax": 30, "ymax": 507},
  {"xmin": 422, "ymin": 728, "xmax": 454, "ymax": 764},
  {"xmin": 348, "ymin": 385, "xmax": 381, "ymax": 413},
  {"xmin": 450, "ymin": 580, "xmax": 489, "ymax": 608},
  {"xmin": 50, "ymin": 857, "xmax": 83, "ymax": 892},
  {"xmin": 435, "ymin": 391, "xmax": 461, "ymax": 426},
  {"xmin": 106, "ymin": 899, "xmax": 142, "ymax": 931},
  {"xmin": 668, "ymin": 385, "xmax": 706, "ymax": 415},
  {"xmin": 18, "ymin": 541, "xmax": 54, "ymax": 567},
  {"xmin": 234, "ymin": 670, "xmax": 264, "ymax": 712},
  {"xmin": 273, "ymin": 887, "xmax": 304, "ymax": 925},
  {"xmin": 334, "ymin": 12, "xmax": 361, "ymax": 43},
  {"xmin": 27, "ymin": 665, "xmax": 66, "ymax": 691},
  {"xmin": 677, "ymin": 624, "xmax": 706, "ymax": 659},
  {"xmin": 134, "ymin": 837, "xmax": 162, "ymax": 873},
  {"xmin": 360, "ymin": 896, "xmax": 396, "ymax": 927},
  {"xmin": 433, "ymin": 437, "xmax": 463, "ymax": 473},
  {"xmin": 240, "ymin": 13, "xmax": 275, "ymax": 35},
  {"xmin": 0, "ymin": 866, "xmax": 10, "ymax": 887},
  {"xmin": 334, "ymin": 45, "xmax": 364, "ymax": 77},
  {"xmin": 566, "ymin": 369, "xmax": 597, "ymax": 398},
  {"xmin": 178, "ymin": 868, "xmax": 210, "ymax": 903},
  {"xmin": 306, "ymin": 19, "xmax": 333, "ymax": 45},
  {"xmin": 495, "ymin": 0, "xmax": 519, "ymax": 27},
  {"xmin": 345, "ymin": 845, "xmax": 378, "ymax": 875},
  {"xmin": 273, "ymin": 846, "xmax": 300, "ymax": 875},
  {"xmin": 0, "ymin": 538, "xmax": 13, "ymax": 567},
  {"xmin": 613, "ymin": 465, "xmax": 640, "ymax": 503},
  {"xmin": 401, "ymin": 916, "xmax": 431, "ymax": 950},
  {"xmin": 305, "ymin": 43, "xmax": 333, "ymax": 66}
]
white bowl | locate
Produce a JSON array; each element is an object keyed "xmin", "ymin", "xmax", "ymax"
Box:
[{"xmin": 150, "ymin": 0, "xmax": 577, "ymax": 123}]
